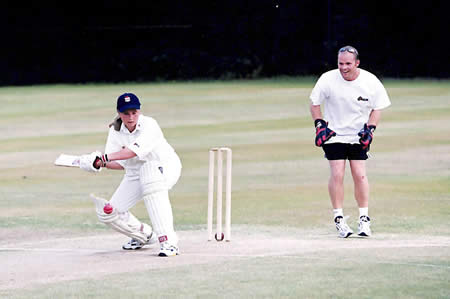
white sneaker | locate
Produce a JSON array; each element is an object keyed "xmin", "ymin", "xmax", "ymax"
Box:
[
  {"xmin": 335, "ymin": 216, "xmax": 353, "ymax": 238},
  {"xmin": 122, "ymin": 233, "xmax": 158, "ymax": 250},
  {"xmin": 358, "ymin": 216, "xmax": 372, "ymax": 237},
  {"xmin": 158, "ymin": 242, "xmax": 179, "ymax": 257}
]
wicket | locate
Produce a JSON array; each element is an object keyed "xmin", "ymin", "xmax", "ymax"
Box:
[{"xmin": 207, "ymin": 147, "xmax": 232, "ymax": 242}]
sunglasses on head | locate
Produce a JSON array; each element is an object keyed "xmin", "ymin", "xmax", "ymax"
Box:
[{"xmin": 339, "ymin": 46, "xmax": 359, "ymax": 58}]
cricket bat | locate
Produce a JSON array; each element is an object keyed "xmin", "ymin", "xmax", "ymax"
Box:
[{"xmin": 54, "ymin": 154, "xmax": 80, "ymax": 167}]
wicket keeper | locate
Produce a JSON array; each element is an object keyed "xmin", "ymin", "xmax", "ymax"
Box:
[{"xmin": 309, "ymin": 46, "xmax": 391, "ymax": 238}]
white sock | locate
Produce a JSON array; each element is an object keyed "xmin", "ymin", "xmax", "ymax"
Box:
[
  {"xmin": 333, "ymin": 208, "xmax": 344, "ymax": 220},
  {"xmin": 359, "ymin": 207, "xmax": 369, "ymax": 218}
]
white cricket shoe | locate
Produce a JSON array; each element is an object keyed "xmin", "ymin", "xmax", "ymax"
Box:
[
  {"xmin": 158, "ymin": 242, "xmax": 179, "ymax": 257},
  {"xmin": 335, "ymin": 216, "xmax": 353, "ymax": 238},
  {"xmin": 358, "ymin": 216, "xmax": 372, "ymax": 237},
  {"xmin": 122, "ymin": 233, "xmax": 158, "ymax": 250}
]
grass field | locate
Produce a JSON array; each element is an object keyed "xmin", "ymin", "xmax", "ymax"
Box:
[{"xmin": 0, "ymin": 78, "xmax": 449, "ymax": 298}]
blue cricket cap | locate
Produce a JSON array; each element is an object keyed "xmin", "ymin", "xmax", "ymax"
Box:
[{"xmin": 117, "ymin": 93, "xmax": 141, "ymax": 112}]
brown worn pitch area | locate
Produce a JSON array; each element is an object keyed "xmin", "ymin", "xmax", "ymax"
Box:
[{"xmin": 1, "ymin": 228, "xmax": 448, "ymax": 291}]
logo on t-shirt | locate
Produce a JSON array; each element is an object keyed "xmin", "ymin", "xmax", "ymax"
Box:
[{"xmin": 357, "ymin": 96, "xmax": 369, "ymax": 102}]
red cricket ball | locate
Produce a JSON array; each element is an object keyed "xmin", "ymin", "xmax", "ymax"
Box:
[{"xmin": 103, "ymin": 203, "xmax": 113, "ymax": 214}]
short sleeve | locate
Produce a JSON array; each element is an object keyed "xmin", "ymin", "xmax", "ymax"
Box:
[
  {"xmin": 310, "ymin": 74, "xmax": 328, "ymax": 105},
  {"xmin": 104, "ymin": 127, "xmax": 126, "ymax": 167},
  {"xmin": 105, "ymin": 127, "xmax": 122, "ymax": 154},
  {"xmin": 372, "ymin": 79, "xmax": 391, "ymax": 110}
]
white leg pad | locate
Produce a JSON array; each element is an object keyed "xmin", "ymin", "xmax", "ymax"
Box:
[
  {"xmin": 143, "ymin": 191, "xmax": 178, "ymax": 246},
  {"xmin": 90, "ymin": 194, "xmax": 150, "ymax": 243},
  {"xmin": 139, "ymin": 162, "xmax": 177, "ymax": 245},
  {"xmin": 124, "ymin": 212, "xmax": 153, "ymax": 237}
]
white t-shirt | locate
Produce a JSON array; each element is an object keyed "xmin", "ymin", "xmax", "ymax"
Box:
[
  {"xmin": 310, "ymin": 68, "xmax": 391, "ymax": 144},
  {"xmin": 104, "ymin": 114, "xmax": 179, "ymax": 178}
]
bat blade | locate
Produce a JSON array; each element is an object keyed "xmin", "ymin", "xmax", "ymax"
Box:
[{"xmin": 54, "ymin": 154, "xmax": 80, "ymax": 167}]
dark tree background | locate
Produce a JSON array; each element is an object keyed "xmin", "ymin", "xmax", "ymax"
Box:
[{"xmin": 0, "ymin": 1, "xmax": 448, "ymax": 85}]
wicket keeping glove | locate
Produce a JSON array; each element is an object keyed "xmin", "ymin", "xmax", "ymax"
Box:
[
  {"xmin": 314, "ymin": 119, "xmax": 336, "ymax": 147},
  {"xmin": 358, "ymin": 124, "xmax": 376, "ymax": 150}
]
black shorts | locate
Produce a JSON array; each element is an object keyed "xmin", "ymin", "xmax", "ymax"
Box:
[{"xmin": 322, "ymin": 143, "xmax": 368, "ymax": 160}]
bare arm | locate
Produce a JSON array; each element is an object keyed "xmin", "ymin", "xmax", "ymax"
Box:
[
  {"xmin": 310, "ymin": 104, "xmax": 322, "ymax": 121},
  {"xmin": 105, "ymin": 161, "xmax": 124, "ymax": 170},
  {"xmin": 95, "ymin": 147, "xmax": 137, "ymax": 170},
  {"xmin": 368, "ymin": 109, "xmax": 381, "ymax": 127},
  {"xmin": 106, "ymin": 147, "xmax": 137, "ymax": 161}
]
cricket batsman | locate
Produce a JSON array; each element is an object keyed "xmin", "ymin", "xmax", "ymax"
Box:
[
  {"xmin": 309, "ymin": 46, "xmax": 391, "ymax": 238},
  {"xmin": 79, "ymin": 92, "xmax": 182, "ymax": 256}
]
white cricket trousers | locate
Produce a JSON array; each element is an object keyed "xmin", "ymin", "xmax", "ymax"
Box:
[{"xmin": 109, "ymin": 156, "xmax": 182, "ymax": 212}]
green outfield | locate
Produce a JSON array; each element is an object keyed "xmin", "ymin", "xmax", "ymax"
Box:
[{"xmin": 0, "ymin": 78, "xmax": 449, "ymax": 298}]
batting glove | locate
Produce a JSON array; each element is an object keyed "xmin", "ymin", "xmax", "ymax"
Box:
[
  {"xmin": 314, "ymin": 119, "xmax": 336, "ymax": 147},
  {"xmin": 358, "ymin": 124, "xmax": 376, "ymax": 150},
  {"xmin": 79, "ymin": 151, "xmax": 102, "ymax": 173},
  {"xmin": 94, "ymin": 153, "xmax": 109, "ymax": 169}
]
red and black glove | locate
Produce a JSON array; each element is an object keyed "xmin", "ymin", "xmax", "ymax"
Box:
[
  {"xmin": 314, "ymin": 119, "xmax": 336, "ymax": 147},
  {"xmin": 93, "ymin": 154, "xmax": 109, "ymax": 169},
  {"xmin": 358, "ymin": 124, "xmax": 376, "ymax": 150}
]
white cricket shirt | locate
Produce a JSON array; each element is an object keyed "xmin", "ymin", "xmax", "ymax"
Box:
[
  {"xmin": 104, "ymin": 114, "xmax": 179, "ymax": 178},
  {"xmin": 310, "ymin": 68, "xmax": 391, "ymax": 144}
]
